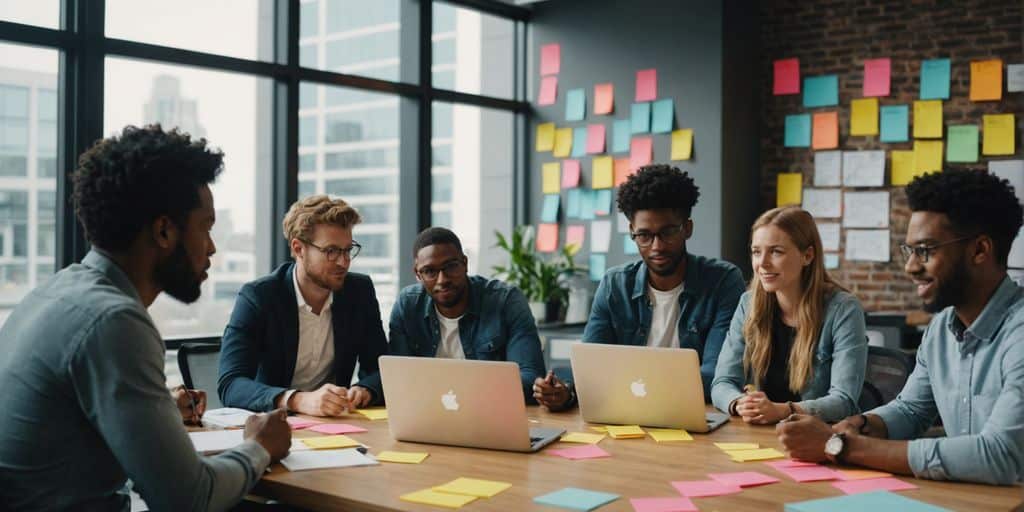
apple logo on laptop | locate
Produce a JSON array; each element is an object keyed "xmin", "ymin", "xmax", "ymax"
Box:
[
  {"xmin": 630, "ymin": 379, "xmax": 647, "ymax": 398},
  {"xmin": 441, "ymin": 389, "xmax": 460, "ymax": 411}
]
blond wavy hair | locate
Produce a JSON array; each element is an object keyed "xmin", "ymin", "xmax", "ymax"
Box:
[
  {"xmin": 282, "ymin": 195, "xmax": 361, "ymax": 243},
  {"xmin": 743, "ymin": 206, "xmax": 845, "ymax": 393}
]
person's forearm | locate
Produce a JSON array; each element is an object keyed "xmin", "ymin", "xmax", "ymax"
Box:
[
  {"xmin": 862, "ymin": 413, "xmax": 890, "ymax": 438},
  {"xmin": 843, "ymin": 434, "xmax": 913, "ymax": 475}
]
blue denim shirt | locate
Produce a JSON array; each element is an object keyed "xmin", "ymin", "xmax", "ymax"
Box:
[
  {"xmin": 582, "ymin": 253, "xmax": 745, "ymax": 401},
  {"xmin": 710, "ymin": 289, "xmax": 868, "ymax": 423},
  {"xmin": 869, "ymin": 276, "xmax": 1024, "ymax": 485},
  {"xmin": 388, "ymin": 275, "xmax": 546, "ymax": 402}
]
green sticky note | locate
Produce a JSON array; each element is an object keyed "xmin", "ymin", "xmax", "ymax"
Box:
[
  {"xmin": 534, "ymin": 487, "xmax": 619, "ymax": 511},
  {"xmin": 571, "ymin": 127, "xmax": 588, "ymax": 157},
  {"xmin": 566, "ymin": 88, "xmax": 586, "ymax": 121},
  {"xmin": 803, "ymin": 75, "xmax": 839, "ymax": 107},
  {"xmin": 880, "ymin": 105, "xmax": 909, "ymax": 142},
  {"xmin": 784, "ymin": 114, "xmax": 811, "ymax": 147},
  {"xmin": 650, "ymin": 98, "xmax": 674, "ymax": 134},
  {"xmin": 612, "ymin": 119, "xmax": 631, "ymax": 153},
  {"xmin": 946, "ymin": 125, "xmax": 979, "ymax": 163},
  {"xmin": 631, "ymin": 102, "xmax": 651, "ymax": 134},
  {"xmin": 920, "ymin": 58, "xmax": 950, "ymax": 100}
]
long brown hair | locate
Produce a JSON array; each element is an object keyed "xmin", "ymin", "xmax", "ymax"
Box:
[{"xmin": 742, "ymin": 206, "xmax": 844, "ymax": 393}]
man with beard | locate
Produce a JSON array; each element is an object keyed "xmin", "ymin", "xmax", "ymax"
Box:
[
  {"xmin": 218, "ymin": 195, "xmax": 388, "ymax": 416},
  {"xmin": 534, "ymin": 165, "xmax": 745, "ymax": 410},
  {"xmin": 0, "ymin": 125, "xmax": 291, "ymax": 510},
  {"xmin": 778, "ymin": 169, "xmax": 1024, "ymax": 485},
  {"xmin": 387, "ymin": 227, "xmax": 546, "ymax": 402}
]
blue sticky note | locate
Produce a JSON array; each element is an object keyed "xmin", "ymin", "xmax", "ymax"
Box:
[
  {"xmin": 880, "ymin": 105, "xmax": 909, "ymax": 142},
  {"xmin": 612, "ymin": 119, "xmax": 631, "ymax": 153},
  {"xmin": 587, "ymin": 256, "xmax": 607, "ymax": 283},
  {"xmin": 566, "ymin": 88, "xmax": 586, "ymax": 121},
  {"xmin": 803, "ymin": 75, "xmax": 839, "ymax": 107},
  {"xmin": 579, "ymin": 190, "xmax": 596, "ymax": 220},
  {"xmin": 594, "ymin": 189, "xmax": 612, "ymax": 216},
  {"xmin": 784, "ymin": 114, "xmax": 811, "ymax": 147},
  {"xmin": 785, "ymin": 491, "xmax": 951, "ymax": 512},
  {"xmin": 920, "ymin": 58, "xmax": 950, "ymax": 100},
  {"xmin": 541, "ymin": 194, "xmax": 560, "ymax": 223},
  {"xmin": 535, "ymin": 487, "xmax": 619, "ymax": 511},
  {"xmin": 624, "ymin": 234, "xmax": 639, "ymax": 254},
  {"xmin": 566, "ymin": 189, "xmax": 581, "ymax": 218},
  {"xmin": 571, "ymin": 127, "xmax": 588, "ymax": 157},
  {"xmin": 630, "ymin": 102, "xmax": 651, "ymax": 134},
  {"xmin": 651, "ymin": 98, "xmax": 674, "ymax": 134}
]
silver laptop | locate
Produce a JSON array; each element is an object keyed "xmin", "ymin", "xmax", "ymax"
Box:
[
  {"xmin": 379, "ymin": 356, "xmax": 565, "ymax": 452},
  {"xmin": 570, "ymin": 343, "xmax": 729, "ymax": 432}
]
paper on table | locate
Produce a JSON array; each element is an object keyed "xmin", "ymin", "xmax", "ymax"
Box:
[
  {"xmin": 850, "ymin": 98, "xmax": 878, "ymax": 136},
  {"xmin": 843, "ymin": 191, "xmax": 889, "ymax": 228},
  {"xmin": 671, "ymin": 480, "xmax": 743, "ymax": 498},
  {"xmin": 605, "ymin": 425, "xmax": 645, "ymax": 438},
  {"xmin": 289, "ymin": 438, "xmax": 313, "ymax": 451},
  {"xmin": 863, "ymin": 58, "xmax": 891, "ymax": 97},
  {"xmin": 614, "ymin": 158, "xmax": 632, "ymax": 187},
  {"xmin": 594, "ymin": 189, "xmax": 612, "ymax": 216},
  {"xmin": 629, "ymin": 137, "xmax": 653, "ymax": 170},
  {"xmin": 281, "ymin": 448, "xmax": 379, "ymax": 471},
  {"xmin": 890, "ymin": 150, "xmax": 918, "ymax": 186},
  {"xmin": 540, "ymin": 43, "xmax": 560, "ymax": 76},
  {"xmin": 1009, "ymin": 64, "xmax": 1024, "ymax": 92},
  {"xmin": 764, "ymin": 459, "xmax": 818, "ymax": 470},
  {"xmin": 612, "ymin": 119, "xmax": 631, "ymax": 153},
  {"xmin": 804, "ymin": 75, "xmax": 839, "ymax": 107},
  {"xmin": 376, "ymin": 451, "xmax": 429, "ymax": 464},
  {"xmin": 631, "ymin": 102, "xmax": 651, "ymax": 134},
  {"xmin": 913, "ymin": 100, "xmax": 942, "ymax": 139},
  {"xmin": 434, "ymin": 477, "xmax": 512, "ymax": 498},
  {"xmin": 541, "ymin": 194, "xmax": 560, "ymax": 223},
  {"xmin": 814, "ymin": 151, "xmax": 842, "ymax": 186},
  {"xmin": 560, "ymin": 432, "xmax": 606, "ymax": 444},
  {"xmin": 785, "ymin": 114, "xmax": 811, "ymax": 148},
  {"xmin": 817, "ymin": 222, "xmax": 840, "ymax": 252},
  {"xmin": 913, "ymin": 140, "xmax": 943, "ymax": 173},
  {"xmin": 572, "ymin": 127, "xmax": 588, "ymax": 158},
  {"xmin": 646, "ymin": 428, "xmax": 693, "ymax": 442},
  {"xmin": 946, "ymin": 125, "xmax": 979, "ymax": 163},
  {"xmin": 845, "ymin": 229, "xmax": 890, "ymax": 262},
  {"xmin": 777, "ymin": 173, "xmax": 802, "ymax": 207},
  {"xmin": 836, "ymin": 469, "xmax": 894, "ymax": 481},
  {"xmin": 832, "ymin": 477, "xmax": 918, "ymax": 495},
  {"xmin": 548, "ymin": 444, "xmax": 611, "ymax": 460},
  {"xmin": 970, "ymin": 59, "xmax": 1002, "ymax": 101},
  {"xmin": 988, "ymin": 160, "xmax": 1024, "ymax": 202},
  {"xmin": 589, "ymin": 426, "xmax": 609, "ymax": 433},
  {"xmin": 592, "ymin": 156, "xmax": 614, "ymax": 189},
  {"xmin": 203, "ymin": 407, "xmax": 255, "ymax": 429},
  {"xmin": 189, "ymin": 430, "xmax": 244, "ymax": 455},
  {"xmin": 629, "ymin": 496, "xmax": 698, "ymax": 512},
  {"xmin": 566, "ymin": 88, "xmax": 586, "ymax": 122},
  {"xmin": 726, "ymin": 448, "xmax": 786, "ymax": 462},
  {"xmin": 588, "ymin": 254, "xmax": 606, "ymax": 282},
  {"xmin": 651, "ymin": 99, "xmax": 674, "ymax": 134},
  {"xmin": 595, "ymin": 83, "xmax": 614, "ymax": 115},
  {"xmin": 842, "ymin": 150, "xmax": 885, "ymax": 187},
  {"xmin": 983, "ymin": 114, "xmax": 1015, "ymax": 156},
  {"xmin": 774, "ymin": 58, "xmax": 800, "ymax": 95},
  {"xmin": 534, "ymin": 487, "xmax": 620, "ymax": 511},
  {"xmin": 554, "ymin": 128, "xmax": 573, "ymax": 157},
  {"xmin": 537, "ymin": 224, "xmax": 559, "ymax": 252},
  {"xmin": 590, "ymin": 220, "xmax": 612, "ymax": 253},
  {"xmin": 775, "ymin": 464, "xmax": 841, "ymax": 482},
  {"xmin": 538, "ymin": 76, "xmax": 558, "ymax": 106},
  {"xmin": 714, "ymin": 442, "xmax": 759, "ymax": 451},
  {"xmin": 566, "ymin": 225, "xmax": 586, "ymax": 250},
  {"xmin": 301, "ymin": 435, "xmax": 361, "ymax": 450},
  {"xmin": 708, "ymin": 471, "xmax": 781, "ymax": 487},
  {"xmin": 802, "ymin": 188, "xmax": 842, "ymax": 219},
  {"xmin": 562, "ymin": 159, "xmax": 581, "ymax": 188},
  {"xmin": 812, "ymin": 111, "xmax": 839, "ymax": 149},
  {"xmin": 308, "ymin": 423, "xmax": 366, "ymax": 435},
  {"xmin": 536, "ymin": 122, "xmax": 556, "ymax": 152},
  {"xmin": 920, "ymin": 58, "xmax": 950, "ymax": 100},
  {"xmin": 671, "ymin": 129, "xmax": 693, "ymax": 161},
  {"xmin": 635, "ymin": 69, "xmax": 657, "ymax": 102},
  {"xmin": 880, "ymin": 105, "xmax": 909, "ymax": 142},
  {"xmin": 586, "ymin": 124, "xmax": 606, "ymax": 154},
  {"xmin": 401, "ymin": 489, "xmax": 477, "ymax": 509}
]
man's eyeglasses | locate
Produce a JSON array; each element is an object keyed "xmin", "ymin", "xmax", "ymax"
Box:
[
  {"xmin": 417, "ymin": 259, "xmax": 466, "ymax": 281},
  {"xmin": 898, "ymin": 237, "xmax": 972, "ymax": 263},
  {"xmin": 629, "ymin": 223, "xmax": 686, "ymax": 247},
  {"xmin": 302, "ymin": 239, "xmax": 361, "ymax": 261}
]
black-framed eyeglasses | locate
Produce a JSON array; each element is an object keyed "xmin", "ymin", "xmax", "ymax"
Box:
[
  {"xmin": 302, "ymin": 239, "xmax": 361, "ymax": 261},
  {"xmin": 417, "ymin": 259, "xmax": 466, "ymax": 281},
  {"xmin": 629, "ymin": 223, "xmax": 687, "ymax": 247},
  {"xmin": 898, "ymin": 237, "xmax": 972, "ymax": 263}
]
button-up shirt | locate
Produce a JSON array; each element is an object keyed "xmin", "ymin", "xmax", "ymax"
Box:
[
  {"xmin": 870, "ymin": 276, "xmax": 1024, "ymax": 485},
  {"xmin": 290, "ymin": 268, "xmax": 335, "ymax": 391}
]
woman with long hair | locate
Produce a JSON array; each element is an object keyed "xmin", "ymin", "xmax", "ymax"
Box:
[{"xmin": 711, "ymin": 206, "xmax": 867, "ymax": 424}]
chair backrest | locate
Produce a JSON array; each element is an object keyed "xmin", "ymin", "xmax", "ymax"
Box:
[
  {"xmin": 177, "ymin": 342, "xmax": 223, "ymax": 410},
  {"xmin": 858, "ymin": 345, "xmax": 914, "ymax": 412}
]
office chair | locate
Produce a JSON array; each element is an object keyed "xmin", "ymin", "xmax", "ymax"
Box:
[
  {"xmin": 177, "ymin": 342, "xmax": 223, "ymax": 410},
  {"xmin": 857, "ymin": 345, "xmax": 914, "ymax": 412}
]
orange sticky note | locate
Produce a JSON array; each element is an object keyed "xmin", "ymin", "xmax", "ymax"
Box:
[
  {"xmin": 970, "ymin": 59, "xmax": 1002, "ymax": 101},
  {"xmin": 594, "ymin": 83, "xmax": 614, "ymax": 115},
  {"xmin": 812, "ymin": 112, "xmax": 838, "ymax": 149},
  {"xmin": 629, "ymin": 137, "xmax": 653, "ymax": 170},
  {"xmin": 614, "ymin": 158, "xmax": 632, "ymax": 187},
  {"xmin": 536, "ymin": 224, "xmax": 558, "ymax": 252}
]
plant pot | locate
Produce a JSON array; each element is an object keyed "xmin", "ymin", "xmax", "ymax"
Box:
[
  {"xmin": 544, "ymin": 298, "xmax": 562, "ymax": 323},
  {"xmin": 528, "ymin": 301, "xmax": 547, "ymax": 324}
]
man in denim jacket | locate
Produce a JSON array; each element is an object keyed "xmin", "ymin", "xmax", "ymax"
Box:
[{"xmin": 534, "ymin": 165, "xmax": 745, "ymax": 409}]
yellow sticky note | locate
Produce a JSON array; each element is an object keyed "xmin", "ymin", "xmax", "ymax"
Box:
[
  {"xmin": 606, "ymin": 425, "xmax": 646, "ymax": 439},
  {"xmin": 589, "ymin": 426, "xmax": 608, "ymax": 433},
  {"xmin": 553, "ymin": 128, "xmax": 573, "ymax": 158},
  {"xmin": 913, "ymin": 140, "xmax": 944, "ymax": 173},
  {"xmin": 727, "ymin": 448, "xmax": 786, "ymax": 462},
  {"xmin": 376, "ymin": 451, "xmax": 429, "ymax": 464},
  {"xmin": 714, "ymin": 442, "xmax": 759, "ymax": 451},
  {"xmin": 433, "ymin": 478, "xmax": 512, "ymax": 498},
  {"xmin": 983, "ymin": 114, "xmax": 1015, "ymax": 156},
  {"xmin": 646, "ymin": 428, "xmax": 693, "ymax": 442},
  {"xmin": 776, "ymin": 173, "xmax": 802, "ymax": 207},
  {"xmin": 970, "ymin": 59, "xmax": 1003, "ymax": 101},
  {"xmin": 560, "ymin": 432, "xmax": 606, "ymax": 444},
  {"xmin": 401, "ymin": 489, "xmax": 477, "ymax": 509},
  {"xmin": 850, "ymin": 98, "xmax": 879, "ymax": 136},
  {"xmin": 355, "ymin": 408, "xmax": 388, "ymax": 420},
  {"xmin": 671, "ymin": 129, "xmax": 693, "ymax": 160},
  {"xmin": 837, "ymin": 469, "xmax": 894, "ymax": 480},
  {"xmin": 542, "ymin": 162, "xmax": 561, "ymax": 194},
  {"xmin": 913, "ymin": 100, "xmax": 943, "ymax": 139},
  {"xmin": 535, "ymin": 122, "xmax": 555, "ymax": 152},
  {"xmin": 592, "ymin": 156, "xmax": 614, "ymax": 189},
  {"xmin": 890, "ymin": 150, "xmax": 918, "ymax": 186},
  {"xmin": 300, "ymin": 435, "xmax": 360, "ymax": 450}
]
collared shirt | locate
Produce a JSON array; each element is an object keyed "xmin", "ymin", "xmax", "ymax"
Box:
[
  {"xmin": 869, "ymin": 276, "xmax": 1024, "ymax": 485},
  {"xmin": 0, "ymin": 250, "xmax": 269, "ymax": 511},
  {"xmin": 435, "ymin": 308, "xmax": 466, "ymax": 359},
  {"xmin": 290, "ymin": 268, "xmax": 335, "ymax": 391}
]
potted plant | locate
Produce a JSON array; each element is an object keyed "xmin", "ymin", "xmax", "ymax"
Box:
[{"xmin": 492, "ymin": 226, "xmax": 583, "ymax": 323}]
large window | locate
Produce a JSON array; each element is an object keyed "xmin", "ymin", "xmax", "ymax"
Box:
[
  {"xmin": 0, "ymin": 3, "xmax": 60, "ymax": 29},
  {"xmin": 301, "ymin": 0, "xmax": 417, "ymax": 83},
  {"xmin": 432, "ymin": 2, "xmax": 515, "ymax": 99}
]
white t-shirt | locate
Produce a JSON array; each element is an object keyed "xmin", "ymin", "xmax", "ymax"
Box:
[
  {"xmin": 645, "ymin": 282, "xmax": 685, "ymax": 348},
  {"xmin": 434, "ymin": 308, "xmax": 466, "ymax": 359}
]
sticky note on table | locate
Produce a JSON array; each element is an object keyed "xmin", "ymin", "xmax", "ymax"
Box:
[
  {"xmin": 554, "ymin": 127, "xmax": 573, "ymax": 157},
  {"xmin": 562, "ymin": 159, "xmax": 581, "ymax": 188},
  {"xmin": 561, "ymin": 432, "xmax": 605, "ymax": 444},
  {"xmin": 671, "ymin": 129, "xmax": 693, "ymax": 160},
  {"xmin": 301, "ymin": 435, "xmax": 361, "ymax": 450},
  {"xmin": 566, "ymin": 225, "xmax": 585, "ymax": 250},
  {"xmin": 566, "ymin": 88, "xmax": 586, "ymax": 121},
  {"xmin": 539, "ymin": 76, "xmax": 558, "ymax": 106},
  {"xmin": 537, "ymin": 223, "xmax": 558, "ymax": 252},
  {"xmin": 594, "ymin": 83, "xmax": 614, "ymax": 115},
  {"xmin": 832, "ymin": 477, "xmax": 918, "ymax": 495},
  {"xmin": 863, "ymin": 58, "xmax": 891, "ymax": 97},
  {"xmin": 629, "ymin": 497, "xmax": 697, "ymax": 512},
  {"xmin": 612, "ymin": 119, "xmax": 631, "ymax": 153},
  {"xmin": 646, "ymin": 428, "xmax": 693, "ymax": 442},
  {"xmin": 777, "ymin": 173, "xmax": 802, "ymax": 207},
  {"xmin": 774, "ymin": 58, "xmax": 800, "ymax": 95},
  {"xmin": 631, "ymin": 102, "xmax": 651, "ymax": 134},
  {"xmin": 308, "ymin": 423, "xmax": 367, "ymax": 435},
  {"xmin": 630, "ymin": 137, "xmax": 653, "ymax": 170},
  {"xmin": 708, "ymin": 471, "xmax": 780, "ymax": 487},
  {"xmin": 589, "ymin": 426, "xmax": 608, "ymax": 433},
  {"xmin": 614, "ymin": 158, "xmax": 632, "ymax": 186},
  {"xmin": 592, "ymin": 156, "xmax": 613, "ymax": 189},
  {"xmin": 785, "ymin": 114, "xmax": 811, "ymax": 147},
  {"xmin": 671, "ymin": 480, "xmax": 742, "ymax": 498},
  {"xmin": 542, "ymin": 162, "xmax": 561, "ymax": 194},
  {"xmin": 651, "ymin": 99, "xmax": 674, "ymax": 134},
  {"xmin": 635, "ymin": 68, "xmax": 657, "ymax": 102},
  {"xmin": 913, "ymin": 100, "xmax": 942, "ymax": 138},
  {"xmin": 401, "ymin": 489, "xmax": 477, "ymax": 509},
  {"xmin": 588, "ymin": 254, "xmax": 606, "ymax": 282},
  {"xmin": 434, "ymin": 477, "xmax": 511, "ymax": 498},
  {"xmin": 970, "ymin": 58, "xmax": 1002, "ymax": 101},
  {"xmin": 880, "ymin": 105, "xmax": 909, "ymax": 142},
  {"xmin": 786, "ymin": 491, "xmax": 953, "ymax": 512},
  {"xmin": 983, "ymin": 114, "xmax": 1015, "ymax": 155},
  {"xmin": 376, "ymin": 451, "xmax": 429, "ymax": 464},
  {"xmin": 287, "ymin": 417, "xmax": 321, "ymax": 429},
  {"xmin": 586, "ymin": 124, "xmax": 606, "ymax": 154},
  {"xmin": 714, "ymin": 442, "xmax": 759, "ymax": 451},
  {"xmin": 534, "ymin": 487, "xmax": 620, "ymax": 511},
  {"xmin": 913, "ymin": 140, "xmax": 943, "ymax": 173},
  {"xmin": 540, "ymin": 43, "xmax": 560, "ymax": 76},
  {"xmin": 812, "ymin": 111, "xmax": 838, "ymax": 149},
  {"xmin": 572, "ymin": 127, "xmax": 588, "ymax": 157},
  {"xmin": 764, "ymin": 459, "xmax": 818, "ymax": 470},
  {"xmin": 920, "ymin": 58, "xmax": 950, "ymax": 100},
  {"xmin": 727, "ymin": 448, "xmax": 786, "ymax": 462},
  {"xmin": 803, "ymin": 75, "xmax": 839, "ymax": 107},
  {"xmin": 541, "ymin": 194, "xmax": 560, "ymax": 223},
  {"xmin": 890, "ymin": 150, "xmax": 917, "ymax": 186},
  {"xmin": 775, "ymin": 464, "xmax": 840, "ymax": 482},
  {"xmin": 548, "ymin": 444, "xmax": 611, "ymax": 460},
  {"xmin": 946, "ymin": 125, "xmax": 979, "ymax": 163},
  {"xmin": 836, "ymin": 469, "xmax": 894, "ymax": 481},
  {"xmin": 606, "ymin": 425, "xmax": 645, "ymax": 438},
  {"xmin": 850, "ymin": 98, "xmax": 878, "ymax": 136}
]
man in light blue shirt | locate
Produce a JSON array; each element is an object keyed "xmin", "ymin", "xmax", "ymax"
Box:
[{"xmin": 778, "ymin": 169, "xmax": 1024, "ymax": 485}]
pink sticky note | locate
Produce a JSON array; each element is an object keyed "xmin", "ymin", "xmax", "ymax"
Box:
[
  {"xmin": 863, "ymin": 58, "xmax": 891, "ymax": 97},
  {"xmin": 708, "ymin": 471, "xmax": 780, "ymax": 488},
  {"xmin": 764, "ymin": 460, "xmax": 818, "ymax": 470},
  {"xmin": 561, "ymin": 160, "xmax": 581, "ymax": 188},
  {"xmin": 308, "ymin": 423, "xmax": 367, "ymax": 435},
  {"xmin": 536, "ymin": 223, "xmax": 558, "ymax": 252},
  {"xmin": 776, "ymin": 465, "xmax": 841, "ymax": 483},
  {"xmin": 540, "ymin": 43, "xmax": 560, "ymax": 76},
  {"xmin": 635, "ymin": 69, "xmax": 657, "ymax": 102},
  {"xmin": 595, "ymin": 83, "xmax": 614, "ymax": 115},
  {"xmin": 286, "ymin": 417, "xmax": 321, "ymax": 430},
  {"xmin": 538, "ymin": 76, "xmax": 558, "ymax": 106},
  {"xmin": 566, "ymin": 225, "xmax": 585, "ymax": 248},
  {"xmin": 586, "ymin": 124, "xmax": 606, "ymax": 154},
  {"xmin": 547, "ymin": 444, "xmax": 611, "ymax": 460},
  {"xmin": 773, "ymin": 58, "xmax": 800, "ymax": 95},
  {"xmin": 832, "ymin": 477, "xmax": 918, "ymax": 495},
  {"xmin": 629, "ymin": 497, "xmax": 698, "ymax": 512},
  {"xmin": 629, "ymin": 137, "xmax": 653, "ymax": 170},
  {"xmin": 614, "ymin": 158, "xmax": 633, "ymax": 187},
  {"xmin": 670, "ymin": 480, "xmax": 742, "ymax": 498}
]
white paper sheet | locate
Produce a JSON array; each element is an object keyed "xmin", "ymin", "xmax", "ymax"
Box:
[
  {"xmin": 590, "ymin": 220, "xmax": 612, "ymax": 253},
  {"xmin": 842, "ymin": 150, "xmax": 885, "ymax": 187},
  {"xmin": 802, "ymin": 188, "xmax": 842, "ymax": 218},
  {"xmin": 843, "ymin": 191, "xmax": 890, "ymax": 228},
  {"xmin": 845, "ymin": 229, "xmax": 890, "ymax": 262},
  {"xmin": 1008, "ymin": 64, "xmax": 1024, "ymax": 93},
  {"xmin": 281, "ymin": 448, "xmax": 379, "ymax": 471},
  {"xmin": 202, "ymin": 408, "xmax": 255, "ymax": 429},
  {"xmin": 814, "ymin": 151, "xmax": 842, "ymax": 186},
  {"xmin": 189, "ymin": 429, "xmax": 245, "ymax": 455},
  {"xmin": 817, "ymin": 222, "xmax": 841, "ymax": 251}
]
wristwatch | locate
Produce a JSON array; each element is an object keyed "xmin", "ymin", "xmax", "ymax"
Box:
[{"xmin": 824, "ymin": 432, "xmax": 847, "ymax": 463}]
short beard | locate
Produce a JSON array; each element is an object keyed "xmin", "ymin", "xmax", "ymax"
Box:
[
  {"xmin": 155, "ymin": 242, "xmax": 203, "ymax": 304},
  {"xmin": 646, "ymin": 249, "xmax": 687, "ymax": 277},
  {"xmin": 301, "ymin": 254, "xmax": 345, "ymax": 292},
  {"xmin": 923, "ymin": 256, "xmax": 969, "ymax": 313},
  {"xmin": 432, "ymin": 285, "xmax": 466, "ymax": 308}
]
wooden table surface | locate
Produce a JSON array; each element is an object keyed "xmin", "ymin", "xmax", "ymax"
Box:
[{"xmin": 255, "ymin": 407, "xmax": 1021, "ymax": 511}]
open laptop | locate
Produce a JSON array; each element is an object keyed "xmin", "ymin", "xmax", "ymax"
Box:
[
  {"xmin": 570, "ymin": 343, "xmax": 729, "ymax": 432},
  {"xmin": 379, "ymin": 356, "xmax": 565, "ymax": 452}
]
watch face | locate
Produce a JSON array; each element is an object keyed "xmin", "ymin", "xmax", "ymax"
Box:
[{"xmin": 825, "ymin": 435, "xmax": 844, "ymax": 456}]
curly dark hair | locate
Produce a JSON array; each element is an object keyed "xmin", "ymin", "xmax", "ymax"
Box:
[
  {"xmin": 412, "ymin": 227, "xmax": 463, "ymax": 257},
  {"xmin": 616, "ymin": 164, "xmax": 700, "ymax": 220},
  {"xmin": 72, "ymin": 124, "xmax": 223, "ymax": 251},
  {"xmin": 905, "ymin": 169, "xmax": 1023, "ymax": 267}
]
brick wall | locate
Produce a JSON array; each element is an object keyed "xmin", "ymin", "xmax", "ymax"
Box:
[{"xmin": 758, "ymin": 0, "xmax": 1024, "ymax": 312}]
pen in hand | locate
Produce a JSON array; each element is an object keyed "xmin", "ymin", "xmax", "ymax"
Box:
[{"xmin": 186, "ymin": 389, "xmax": 202, "ymax": 427}]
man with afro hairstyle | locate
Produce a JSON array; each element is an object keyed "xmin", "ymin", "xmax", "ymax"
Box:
[
  {"xmin": 780, "ymin": 169, "xmax": 1024, "ymax": 485},
  {"xmin": 534, "ymin": 164, "xmax": 745, "ymax": 410}
]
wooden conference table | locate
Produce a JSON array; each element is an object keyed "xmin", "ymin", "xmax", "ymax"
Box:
[{"xmin": 254, "ymin": 407, "xmax": 1021, "ymax": 511}]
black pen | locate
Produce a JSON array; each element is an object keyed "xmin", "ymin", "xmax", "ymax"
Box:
[{"xmin": 186, "ymin": 389, "xmax": 202, "ymax": 427}]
